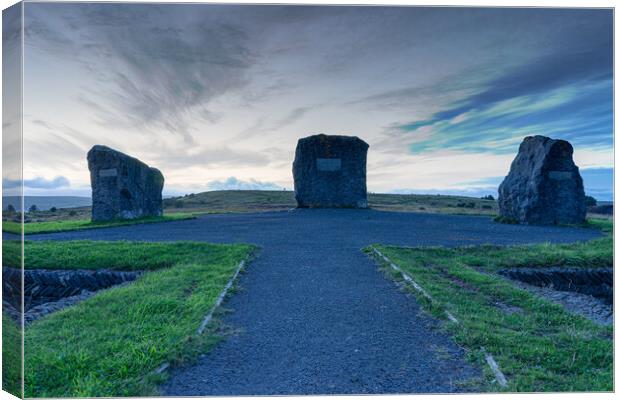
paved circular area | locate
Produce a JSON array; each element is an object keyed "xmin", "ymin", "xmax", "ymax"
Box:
[
  {"xmin": 22, "ymin": 208, "xmax": 600, "ymax": 247},
  {"xmin": 21, "ymin": 209, "xmax": 601, "ymax": 395}
]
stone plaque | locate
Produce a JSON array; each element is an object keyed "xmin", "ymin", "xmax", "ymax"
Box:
[
  {"xmin": 316, "ymin": 158, "xmax": 341, "ymax": 171},
  {"xmin": 548, "ymin": 171, "xmax": 572, "ymax": 180},
  {"xmin": 99, "ymin": 168, "xmax": 118, "ymax": 177}
]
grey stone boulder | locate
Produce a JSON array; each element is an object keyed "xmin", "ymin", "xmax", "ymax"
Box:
[
  {"xmin": 498, "ymin": 135, "xmax": 586, "ymax": 225},
  {"xmin": 87, "ymin": 145, "xmax": 164, "ymax": 221},
  {"xmin": 293, "ymin": 134, "xmax": 369, "ymax": 208}
]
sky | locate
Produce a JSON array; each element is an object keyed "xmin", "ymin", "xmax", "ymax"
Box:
[{"xmin": 4, "ymin": 3, "xmax": 614, "ymax": 199}]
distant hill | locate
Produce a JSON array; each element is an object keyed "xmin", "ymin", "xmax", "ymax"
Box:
[
  {"xmin": 3, "ymin": 191, "xmax": 609, "ymax": 216},
  {"xmin": 2, "ymin": 196, "xmax": 91, "ymax": 211},
  {"xmin": 162, "ymin": 190, "xmax": 500, "ymax": 216}
]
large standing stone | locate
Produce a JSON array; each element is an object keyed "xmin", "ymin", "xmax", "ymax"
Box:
[
  {"xmin": 87, "ymin": 145, "xmax": 164, "ymax": 222},
  {"xmin": 498, "ymin": 135, "xmax": 586, "ymax": 225},
  {"xmin": 293, "ymin": 134, "xmax": 369, "ymax": 208}
]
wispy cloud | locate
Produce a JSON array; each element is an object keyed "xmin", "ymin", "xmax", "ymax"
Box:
[
  {"xmin": 381, "ymin": 11, "xmax": 612, "ymax": 156},
  {"xmin": 4, "ymin": 176, "xmax": 71, "ymax": 189},
  {"xmin": 395, "ymin": 80, "xmax": 612, "ymax": 155},
  {"xmin": 272, "ymin": 107, "xmax": 311, "ymax": 130},
  {"xmin": 361, "ymin": 7, "xmax": 613, "ymax": 160},
  {"xmin": 206, "ymin": 176, "xmax": 283, "ymax": 191},
  {"xmin": 153, "ymin": 146, "xmax": 271, "ymax": 169},
  {"xmin": 26, "ymin": 3, "xmax": 257, "ymax": 144}
]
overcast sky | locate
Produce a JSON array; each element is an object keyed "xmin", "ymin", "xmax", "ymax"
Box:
[{"xmin": 9, "ymin": 3, "xmax": 614, "ymax": 199}]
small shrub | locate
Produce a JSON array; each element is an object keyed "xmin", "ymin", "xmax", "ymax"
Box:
[
  {"xmin": 481, "ymin": 195, "xmax": 495, "ymax": 201},
  {"xmin": 28, "ymin": 204, "xmax": 38, "ymax": 213},
  {"xmin": 494, "ymin": 215, "xmax": 518, "ymax": 224},
  {"xmin": 6, "ymin": 204, "xmax": 16, "ymax": 214},
  {"xmin": 585, "ymin": 196, "xmax": 597, "ymax": 207},
  {"xmin": 9, "ymin": 214, "xmax": 21, "ymax": 223},
  {"xmin": 68, "ymin": 210, "xmax": 77, "ymax": 216},
  {"xmin": 50, "ymin": 207, "xmax": 57, "ymax": 212}
]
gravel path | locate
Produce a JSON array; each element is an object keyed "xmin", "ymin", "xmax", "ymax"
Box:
[{"xmin": 16, "ymin": 209, "xmax": 601, "ymax": 395}]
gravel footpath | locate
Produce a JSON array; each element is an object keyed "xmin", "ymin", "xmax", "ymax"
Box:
[{"xmin": 14, "ymin": 209, "xmax": 602, "ymax": 395}]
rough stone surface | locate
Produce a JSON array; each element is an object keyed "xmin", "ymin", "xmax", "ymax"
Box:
[
  {"xmin": 2, "ymin": 266, "xmax": 141, "ymax": 323},
  {"xmin": 293, "ymin": 134, "xmax": 369, "ymax": 208},
  {"xmin": 499, "ymin": 267, "xmax": 612, "ymax": 304},
  {"xmin": 498, "ymin": 135, "xmax": 586, "ymax": 225},
  {"xmin": 500, "ymin": 271, "xmax": 613, "ymax": 326},
  {"xmin": 88, "ymin": 145, "xmax": 164, "ymax": 221}
]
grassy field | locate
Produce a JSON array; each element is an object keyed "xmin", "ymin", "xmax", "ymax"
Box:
[
  {"xmin": 2, "ymin": 191, "xmax": 501, "ymax": 235},
  {"xmin": 2, "ymin": 213, "xmax": 195, "ymax": 235},
  {"xmin": 163, "ymin": 190, "xmax": 500, "ymax": 215},
  {"xmin": 15, "ymin": 240, "xmax": 254, "ymax": 397},
  {"xmin": 5, "ymin": 191, "xmax": 610, "ymax": 235},
  {"xmin": 366, "ymin": 219, "xmax": 613, "ymax": 392}
]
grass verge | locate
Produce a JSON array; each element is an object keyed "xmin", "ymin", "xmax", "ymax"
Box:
[
  {"xmin": 4, "ymin": 239, "xmax": 245, "ymax": 271},
  {"xmin": 365, "ymin": 219, "xmax": 612, "ymax": 392},
  {"xmin": 2, "ymin": 315, "xmax": 22, "ymax": 398},
  {"xmin": 20, "ymin": 240, "xmax": 254, "ymax": 397},
  {"xmin": 2, "ymin": 213, "xmax": 196, "ymax": 235}
]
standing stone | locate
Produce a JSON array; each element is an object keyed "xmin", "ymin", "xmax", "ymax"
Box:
[
  {"xmin": 87, "ymin": 145, "xmax": 164, "ymax": 222},
  {"xmin": 293, "ymin": 134, "xmax": 369, "ymax": 208},
  {"xmin": 498, "ymin": 135, "xmax": 586, "ymax": 225}
]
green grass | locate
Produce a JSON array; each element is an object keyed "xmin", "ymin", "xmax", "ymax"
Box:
[
  {"xmin": 2, "ymin": 315, "xmax": 22, "ymax": 398},
  {"xmin": 4, "ymin": 240, "xmax": 248, "ymax": 271},
  {"xmin": 2, "ymin": 213, "xmax": 196, "ymax": 235},
  {"xmin": 366, "ymin": 219, "xmax": 613, "ymax": 392},
  {"xmin": 20, "ymin": 240, "xmax": 254, "ymax": 397}
]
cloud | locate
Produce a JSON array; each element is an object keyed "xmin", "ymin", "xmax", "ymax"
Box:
[
  {"xmin": 153, "ymin": 146, "xmax": 271, "ymax": 169},
  {"xmin": 233, "ymin": 105, "xmax": 317, "ymax": 140},
  {"xmin": 401, "ymin": 11, "xmax": 612, "ymax": 128},
  {"xmin": 271, "ymin": 107, "xmax": 310, "ymax": 130},
  {"xmin": 383, "ymin": 79, "xmax": 612, "ymax": 156},
  {"xmin": 371, "ymin": 9, "xmax": 612, "ymax": 156},
  {"xmin": 25, "ymin": 3, "xmax": 257, "ymax": 144},
  {"xmin": 20, "ymin": 5, "xmax": 613, "ymax": 199},
  {"xmin": 580, "ymin": 168, "xmax": 614, "ymax": 201},
  {"xmin": 3, "ymin": 176, "xmax": 71, "ymax": 189},
  {"xmin": 206, "ymin": 176, "xmax": 283, "ymax": 191},
  {"xmin": 2, "ymin": 4, "xmax": 22, "ymax": 51}
]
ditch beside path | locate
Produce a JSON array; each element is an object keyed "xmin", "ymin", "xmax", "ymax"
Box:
[{"xmin": 22, "ymin": 209, "xmax": 601, "ymax": 395}]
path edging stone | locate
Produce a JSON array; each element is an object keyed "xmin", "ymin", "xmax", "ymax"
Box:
[
  {"xmin": 369, "ymin": 246, "xmax": 508, "ymax": 389},
  {"xmin": 152, "ymin": 258, "xmax": 248, "ymax": 376}
]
